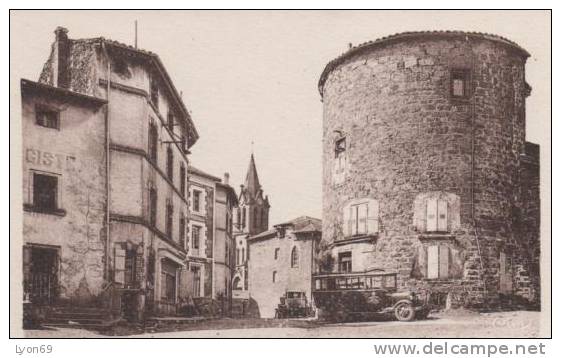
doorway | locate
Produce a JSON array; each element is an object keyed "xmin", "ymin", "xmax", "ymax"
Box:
[{"xmin": 23, "ymin": 245, "xmax": 59, "ymax": 304}]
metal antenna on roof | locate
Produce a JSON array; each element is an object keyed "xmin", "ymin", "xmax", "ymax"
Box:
[{"xmin": 134, "ymin": 20, "xmax": 138, "ymax": 49}]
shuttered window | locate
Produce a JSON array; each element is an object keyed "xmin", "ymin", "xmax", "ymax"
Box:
[
  {"xmin": 427, "ymin": 245, "xmax": 439, "ymax": 279},
  {"xmin": 344, "ymin": 199, "xmax": 379, "ymax": 237},
  {"xmin": 426, "ymin": 199, "xmax": 448, "ymax": 232},
  {"xmin": 148, "ymin": 123, "xmax": 158, "ymax": 162},
  {"xmin": 166, "ymin": 147, "xmax": 174, "ymax": 180},
  {"xmin": 426, "ymin": 245, "xmax": 449, "ymax": 279},
  {"xmin": 426, "ymin": 198, "xmax": 438, "ymax": 232},
  {"xmin": 180, "ymin": 165, "xmax": 186, "ymax": 197},
  {"xmin": 166, "ymin": 202, "xmax": 173, "ymax": 239},
  {"xmin": 149, "ymin": 187, "xmax": 157, "ymax": 226}
]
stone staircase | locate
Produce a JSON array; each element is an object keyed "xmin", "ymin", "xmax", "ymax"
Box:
[{"xmin": 43, "ymin": 306, "xmax": 120, "ymax": 329}]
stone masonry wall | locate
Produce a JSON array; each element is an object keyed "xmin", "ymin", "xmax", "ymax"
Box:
[{"xmin": 321, "ymin": 34, "xmax": 538, "ymax": 306}]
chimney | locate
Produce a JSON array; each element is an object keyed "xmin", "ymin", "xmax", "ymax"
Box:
[
  {"xmin": 54, "ymin": 27, "xmax": 70, "ymax": 89},
  {"xmin": 223, "ymin": 172, "xmax": 230, "ymax": 186}
]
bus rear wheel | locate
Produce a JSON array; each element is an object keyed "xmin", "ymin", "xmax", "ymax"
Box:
[{"xmin": 394, "ymin": 302, "xmax": 416, "ymax": 322}]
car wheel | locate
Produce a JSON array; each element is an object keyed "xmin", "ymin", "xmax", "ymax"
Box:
[{"xmin": 394, "ymin": 302, "xmax": 416, "ymax": 322}]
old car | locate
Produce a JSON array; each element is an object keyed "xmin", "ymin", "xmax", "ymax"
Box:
[
  {"xmin": 275, "ymin": 291, "xmax": 314, "ymax": 318},
  {"xmin": 312, "ymin": 269, "xmax": 431, "ymax": 322}
]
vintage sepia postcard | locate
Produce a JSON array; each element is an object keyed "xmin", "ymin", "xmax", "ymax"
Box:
[{"xmin": 9, "ymin": 9, "xmax": 551, "ymax": 342}]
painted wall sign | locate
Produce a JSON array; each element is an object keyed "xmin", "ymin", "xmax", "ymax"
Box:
[{"xmin": 25, "ymin": 148, "xmax": 66, "ymax": 170}]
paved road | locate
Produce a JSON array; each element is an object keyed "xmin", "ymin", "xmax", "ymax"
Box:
[{"xmin": 23, "ymin": 311, "xmax": 542, "ymax": 338}]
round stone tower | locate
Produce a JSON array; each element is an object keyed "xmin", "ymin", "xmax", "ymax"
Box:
[{"xmin": 319, "ymin": 31, "xmax": 538, "ymax": 306}]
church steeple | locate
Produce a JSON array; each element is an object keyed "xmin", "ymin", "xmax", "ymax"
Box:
[
  {"xmin": 235, "ymin": 152, "xmax": 270, "ymax": 236},
  {"xmin": 244, "ymin": 154, "xmax": 261, "ymax": 200}
]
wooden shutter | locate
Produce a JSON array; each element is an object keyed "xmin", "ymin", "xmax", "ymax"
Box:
[
  {"xmin": 367, "ymin": 200, "xmax": 379, "ymax": 234},
  {"xmin": 358, "ymin": 203, "xmax": 368, "ymax": 234},
  {"xmin": 439, "ymin": 245, "xmax": 449, "ymax": 279},
  {"xmin": 114, "ymin": 246, "xmax": 126, "ymax": 284},
  {"xmin": 426, "ymin": 198, "xmax": 438, "ymax": 232},
  {"xmin": 427, "ymin": 245, "xmax": 439, "ymax": 279},
  {"xmin": 417, "ymin": 246, "xmax": 427, "ymax": 278},
  {"xmin": 343, "ymin": 204, "xmax": 351, "ymax": 236},
  {"xmin": 437, "ymin": 200, "xmax": 448, "ymax": 232},
  {"xmin": 349, "ymin": 205, "xmax": 357, "ymax": 236}
]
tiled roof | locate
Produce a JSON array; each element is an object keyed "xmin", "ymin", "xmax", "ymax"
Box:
[
  {"xmin": 318, "ymin": 30, "xmax": 531, "ymax": 96},
  {"xmin": 247, "ymin": 216, "xmax": 322, "ymax": 241},
  {"xmin": 188, "ymin": 166, "xmax": 222, "ymax": 182},
  {"xmin": 21, "ymin": 79, "xmax": 107, "ymax": 106},
  {"xmin": 69, "ymin": 35, "xmax": 199, "ymax": 146},
  {"xmin": 275, "ymin": 215, "xmax": 322, "ymax": 232},
  {"xmin": 247, "ymin": 229, "xmax": 277, "ymax": 241}
]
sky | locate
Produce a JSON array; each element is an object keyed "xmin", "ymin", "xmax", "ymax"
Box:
[{"xmin": 10, "ymin": 10, "xmax": 551, "ymax": 225}]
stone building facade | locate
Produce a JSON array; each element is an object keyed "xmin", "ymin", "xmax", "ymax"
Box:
[
  {"xmin": 186, "ymin": 167, "xmax": 217, "ymax": 299},
  {"xmin": 232, "ymin": 154, "xmax": 270, "ymax": 297},
  {"xmin": 319, "ymin": 31, "xmax": 540, "ymax": 307},
  {"xmin": 21, "ymin": 79, "xmax": 108, "ymax": 305},
  {"xmin": 23, "ymin": 26, "xmax": 199, "ymax": 320},
  {"xmin": 187, "ymin": 167, "xmax": 238, "ymax": 303},
  {"xmin": 213, "ymin": 175, "xmax": 239, "ymax": 303},
  {"xmin": 247, "ymin": 216, "xmax": 321, "ymax": 318}
]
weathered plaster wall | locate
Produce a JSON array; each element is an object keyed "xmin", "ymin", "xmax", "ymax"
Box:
[
  {"xmin": 22, "ymin": 91, "xmax": 106, "ymax": 302},
  {"xmin": 248, "ymin": 232, "xmax": 315, "ymax": 318}
]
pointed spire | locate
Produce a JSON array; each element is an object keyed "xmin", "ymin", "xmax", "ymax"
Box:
[{"xmin": 244, "ymin": 153, "xmax": 261, "ymax": 199}]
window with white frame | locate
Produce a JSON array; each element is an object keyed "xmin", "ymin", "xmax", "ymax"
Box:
[
  {"xmin": 338, "ymin": 251, "xmax": 352, "ymax": 273},
  {"xmin": 426, "ymin": 198, "xmax": 448, "ymax": 232},
  {"xmin": 192, "ymin": 190, "xmax": 201, "ymax": 213},
  {"xmin": 343, "ymin": 199, "xmax": 379, "ymax": 237},
  {"xmin": 192, "ymin": 225, "xmax": 201, "ymax": 249}
]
